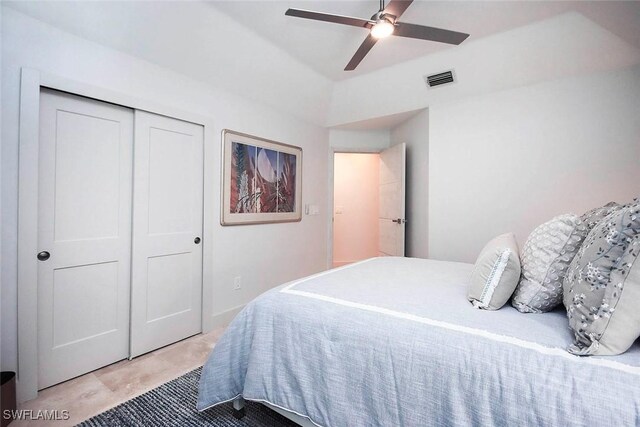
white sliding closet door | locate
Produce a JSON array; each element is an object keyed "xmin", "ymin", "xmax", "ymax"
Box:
[
  {"xmin": 130, "ymin": 111, "xmax": 204, "ymax": 357},
  {"xmin": 37, "ymin": 89, "xmax": 134, "ymax": 389}
]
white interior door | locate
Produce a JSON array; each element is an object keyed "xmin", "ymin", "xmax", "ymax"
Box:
[
  {"xmin": 379, "ymin": 143, "xmax": 406, "ymax": 257},
  {"xmin": 37, "ymin": 89, "xmax": 133, "ymax": 389},
  {"xmin": 130, "ymin": 111, "xmax": 204, "ymax": 357}
]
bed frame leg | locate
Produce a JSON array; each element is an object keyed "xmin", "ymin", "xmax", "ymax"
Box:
[{"xmin": 232, "ymin": 397, "xmax": 246, "ymax": 419}]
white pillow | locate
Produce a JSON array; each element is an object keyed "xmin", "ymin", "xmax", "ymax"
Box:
[{"xmin": 468, "ymin": 233, "xmax": 521, "ymax": 310}]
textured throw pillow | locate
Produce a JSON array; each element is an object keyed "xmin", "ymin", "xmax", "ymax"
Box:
[
  {"xmin": 512, "ymin": 214, "xmax": 588, "ymax": 313},
  {"xmin": 580, "ymin": 201, "xmax": 622, "ymax": 231},
  {"xmin": 563, "ymin": 202, "xmax": 640, "ymax": 356},
  {"xmin": 468, "ymin": 233, "xmax": 521, "ymax": 310}
]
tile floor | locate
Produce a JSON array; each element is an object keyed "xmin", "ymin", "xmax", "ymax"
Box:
[{"xmin": 12, "ymin": 326, "xmax": 227, "ymax": 427}]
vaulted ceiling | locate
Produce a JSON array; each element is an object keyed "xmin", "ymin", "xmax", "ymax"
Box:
[
  {"xmin": 9, "ymin": 1, "xmax": 640, "ymax": 82},
  {"xmin": 211, "ymin": 1, "xmax": 640, "ymax": 80},
  {"xmin": 5, "ymin": 1, "xmax": 640, "ymax": 126}
]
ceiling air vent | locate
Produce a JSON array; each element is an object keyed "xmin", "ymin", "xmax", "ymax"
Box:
[{"xmin": 424, "ymin": 70, "xmax": 455, "ymax": 89}]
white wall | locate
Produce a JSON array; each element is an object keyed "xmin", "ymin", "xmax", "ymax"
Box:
[
  {"xmin": 429, "ymin": 65, "xmax": 640, "ymax": 263},
  {"xmin": 1, "ymin": 8, "xmax": 329, "ymax": 372},
  {"xmin": 329, "ymin": 128, "xmax": 390, "ymax": 151},
  {"xmin": 391, "ymin": 110, "xmax": 429, "ymax": 259},
  {"xmin": 333, "ymin": 153, "xmax": 380, "ymax": 266}
]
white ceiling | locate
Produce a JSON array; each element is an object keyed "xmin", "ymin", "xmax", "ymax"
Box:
[
  {"xmin": 10, "ymin": 1, "xmax": 639, "ymax": 84},
  {"xmin": 4, "ymin": 0, "xmax": 335, "ymax": 125},
  {"xmin": 332, "ymin": 109, "xmax": 424, "ymax": 130},
  {"xmin": 210, "ymin": 0, "xmax": 640, "ymax": 80},
  {"xmin": 4, "ymin": 1, "xmax": 640, "ymax": 127},
  {"xmin": 327, "ymin": 11, "xmax": 640, "ymax": 126}
]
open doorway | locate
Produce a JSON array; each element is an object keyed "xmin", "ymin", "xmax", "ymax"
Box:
[
  {"xmin": 332, "ymin": 152, "xmax": 380, "ymax": 267},
  {"xmin": 331, "ymin": 143, "xmax": 406, "ymax": 268}
]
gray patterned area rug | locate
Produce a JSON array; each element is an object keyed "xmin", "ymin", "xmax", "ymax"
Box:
[{"xmin": 78, "ymin": 367, "xmax": 298, "ymax": 426}]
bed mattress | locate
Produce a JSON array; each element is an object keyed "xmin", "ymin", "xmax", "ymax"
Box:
[{"xmin": 197, "ymin": 257, "xmax": 640, "ymax": 426}]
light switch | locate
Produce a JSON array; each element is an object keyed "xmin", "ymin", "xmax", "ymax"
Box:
[{"xmin": 305, "ymin": 204, "xmax": 320, "ymax": 215}]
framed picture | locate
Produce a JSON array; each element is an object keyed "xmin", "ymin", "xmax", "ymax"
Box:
[{"xmin": 221, "ymin": 129, "xmax": 302, "ymax": 225}]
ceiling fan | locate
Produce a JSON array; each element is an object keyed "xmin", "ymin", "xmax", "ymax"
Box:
[{"xmin": 285, "ymin": 0, "xmax": 470, "ymax": 71}]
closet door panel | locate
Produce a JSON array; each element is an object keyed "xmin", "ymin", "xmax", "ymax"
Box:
[
  {"xmin": 37, "ymin": 89, "xmax": 133, "ymax": 389},
  {"xmin": 147, "ymin": 127, "xmax": 194, "ymax": 234},
  {"xmin": 131, "ymin": 111, "xmax": 204, "ymax": 357}
]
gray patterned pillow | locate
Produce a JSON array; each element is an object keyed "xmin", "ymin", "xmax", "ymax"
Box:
[
  {"xmin": 512, "ymin": 214, "xmax": 588, "ymax": 313},
  {"xmin": 580, "ymin": 201, "xmax": 621, "ymax": 231},
  {"xmin": 563, "ymin": 202, "xmax": 640, "ymax": 356}
]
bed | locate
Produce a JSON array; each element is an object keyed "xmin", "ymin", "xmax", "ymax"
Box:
[{"xmin": 197, "ymin": 257, "xmax": 640, "ymax": 426}]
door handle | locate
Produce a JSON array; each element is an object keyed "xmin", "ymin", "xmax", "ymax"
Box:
[
  {"xmin": 194, "ymin": 237, "xmax": 201, "ymax": 244},
  {"xmin": 37, "ymin": 251, "xmax": 50, "ymax": 261},
  {"xmin": 392, "ymin": 218, "xmax": 406, "ymax": 224}
]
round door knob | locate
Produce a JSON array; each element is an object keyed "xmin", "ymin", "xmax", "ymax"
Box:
[
  {"xmin": 37, "ymin": 251, "xmax": 50, "ymax": 261},
  {"xmin": 194, "ymin": 237, "xmax": 201, "ymax": 244}
]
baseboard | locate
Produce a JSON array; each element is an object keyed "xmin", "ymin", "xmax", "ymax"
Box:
[
  {"xmin": 207, "ymin": 304, "xmax": 245, "ymax": 332},
  {"xmin": 332, "ymin": 260, "xmax": 356, "ymax": 268}
]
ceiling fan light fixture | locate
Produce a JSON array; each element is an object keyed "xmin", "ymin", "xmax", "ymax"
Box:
[{"xmin": 370, "ymin": 19, "xmax": 394, "ymax": 39}]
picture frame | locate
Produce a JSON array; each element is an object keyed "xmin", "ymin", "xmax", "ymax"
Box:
[{"xmin": 221, "ymin": 129, "xmax": 302, "ymax": 225}]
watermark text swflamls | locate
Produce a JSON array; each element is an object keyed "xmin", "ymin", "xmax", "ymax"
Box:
[{"xmin": 3, "ymin": 409, "xmax": 70, "ymax": 421}]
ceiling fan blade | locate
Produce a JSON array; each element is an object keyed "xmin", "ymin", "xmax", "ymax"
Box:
[
  {"xmin": 345, "ymin": 34, "xmax": 378, "ymax": 71},
  {"xmin": 383, "ymin": 0, "xmax": 413, "ymax": 19},
  {"xmin": 285, "ymin": 8, "xmax": 371, "ymax": 29},
  {"xmin": 394, "ymin": 22, "xmax": 469, "ymax": 45}
]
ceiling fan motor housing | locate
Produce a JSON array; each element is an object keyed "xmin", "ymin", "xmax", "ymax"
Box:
[{"xmin": 371, "ymin": 11, "xmax": 397, "ymax": 25}]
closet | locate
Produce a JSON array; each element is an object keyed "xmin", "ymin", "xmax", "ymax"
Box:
[{"xmin": 37, "ymin": 89, "xmax": 204, "ymax": 389}]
